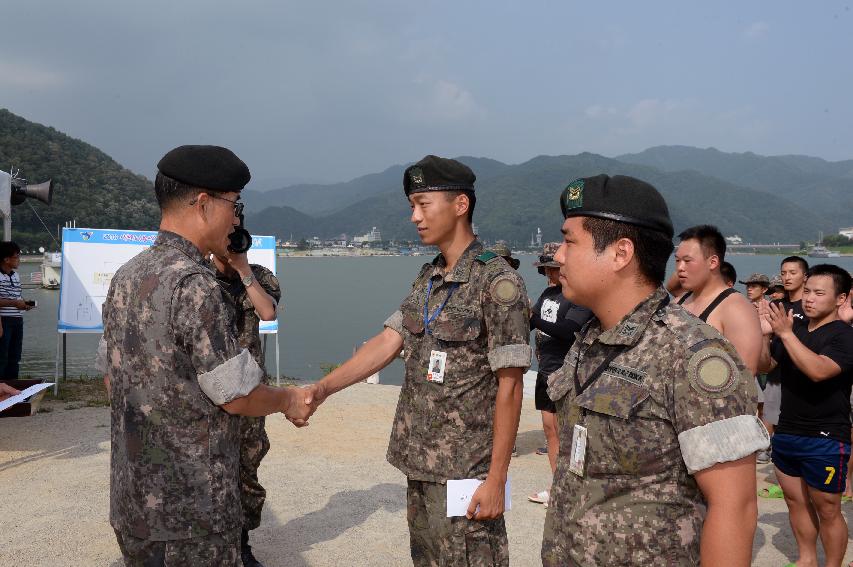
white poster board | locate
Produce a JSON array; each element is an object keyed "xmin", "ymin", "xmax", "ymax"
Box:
[{"xmin": 57, "ymin": 228, "xmax": 278, "ymax": 332}]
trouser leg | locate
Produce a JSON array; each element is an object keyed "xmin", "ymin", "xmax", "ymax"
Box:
[
  {"xmin": 114, "ymin": 528, "xmax": 241, "ymax": 567},
  {"xmin": 407, "ymin": 478, "xmax": 508, "ymax": 567},
  {"xmin": 240, "ymin": 415, "xmax": 270, "ymax": 531}
]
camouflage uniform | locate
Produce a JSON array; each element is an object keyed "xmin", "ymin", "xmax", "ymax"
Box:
[
  {"xmin": 541, "ymin": 287, "xmax": 769, "ymax": 566},
  {"xmin": 102, "ymin": 231, "xmax": 264, "ymax": 566},
  {"xmin": 216, "ymin": 264, "xmax": 281, "ymax": 531},
  {"xmin": 383, "ymin": 239, "xmax": 532, "ymax": 567}
]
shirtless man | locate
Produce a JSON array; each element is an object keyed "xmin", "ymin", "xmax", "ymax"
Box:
[{"xmin": 674, "ymin": 225, "xmax": 762, "ymax": 376}]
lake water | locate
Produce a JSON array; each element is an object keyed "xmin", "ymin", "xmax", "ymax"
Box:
[{"xmin": 15, "ymin": 253, "xmax": 853, "ymax": 386}]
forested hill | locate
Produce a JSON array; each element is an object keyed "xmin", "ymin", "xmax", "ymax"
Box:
[
  {"xmin": 0, "ymin": 109, "xmax": 159, "ymax": 249},
  {"xmin": 246, "ymin": 152, "xmax": 831, "ymax": 244}
]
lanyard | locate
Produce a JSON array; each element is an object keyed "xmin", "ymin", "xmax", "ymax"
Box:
[
  {"xmin": 572, "ymin": 295, "xmax": 670, "ymax": 396},
  {"xmin": 423, "ymin": 279, "xmax": 459, "ymax": 335}
]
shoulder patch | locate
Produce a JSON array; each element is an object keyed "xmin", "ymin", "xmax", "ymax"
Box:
[
  {"xmin": 476, "ymin": 250, "xmax": 499, "ymax": 263},
  {"xmin": 489, "ymin": 273, "xmax": 521, "ymax": 306},
  {"xmin": 687, "ymin": 346, "xmax": 740, "ymax": 398}
]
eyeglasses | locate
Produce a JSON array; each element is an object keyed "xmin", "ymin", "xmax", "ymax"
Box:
[
  {"xmin": 539, "ymin": 255, "xmax": 554, "ymax": 263},
  {"xmin": 191, "ymin": 194, "xmax": 244, "ymax": 217}
]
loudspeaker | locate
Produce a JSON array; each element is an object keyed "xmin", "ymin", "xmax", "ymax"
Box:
[{"xmin": 11, "ymin": 179, "xmax": 53, "ymax": 206}]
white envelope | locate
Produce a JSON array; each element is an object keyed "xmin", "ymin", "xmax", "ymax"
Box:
[{"xmin": 446, "ymin": 478, "xmax": 511, "ymax": 517}]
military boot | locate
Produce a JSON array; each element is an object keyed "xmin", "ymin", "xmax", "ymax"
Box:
[{"xmin": 241, "ymin": 529, "xmax": 265, "ymax": 567}]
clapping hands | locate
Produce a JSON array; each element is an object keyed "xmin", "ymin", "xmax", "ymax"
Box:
[{"xmin": 761, "ymin": 300, "xmax": 795, "ymax": 338}]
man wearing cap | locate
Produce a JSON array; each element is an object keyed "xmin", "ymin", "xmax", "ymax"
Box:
[
  {"xmin": 528, "ymin": 242, "xmax": 592, "ymax": 507},
  {"xmin": 304, "ymin": 155, "xmax": 531, "ymax": 566},
  {"xmin": 767, "ymin": 274, "xmax": 786, "ymax": 302},
  {"xmin": 100, "ymin": 145, "xmax": 313, "ymax": 566},
  {"xmin": 741, "ymin": 273, "xmax": 771, "ymax": 306},
  {"xmin": 738, "ymin": 272, "xmax": 772, "ymax": 461},
  {"xmin": 541, "ymin": 174, "xmax": 768, "ymax": 566},
  {"xmin": 489, "ymin": 242, "xmax": 520, "ymax": 270}
]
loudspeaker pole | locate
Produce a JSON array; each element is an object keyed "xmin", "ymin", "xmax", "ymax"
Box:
[{"xmin": 0, "ymin": 170, "xmax": 12, "ymax": 240}]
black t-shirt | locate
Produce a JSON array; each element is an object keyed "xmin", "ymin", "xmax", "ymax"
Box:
[
  {"xmin": 772, "ymin": 319, "xmax": 853, "ymax": 442},
  {"xmin": 767, "ymin": 298, "xmax": 807, "ymax": 385},
  {"xmin": 531, "ymin": 285, "xmax": 592, "ymax": 375}
]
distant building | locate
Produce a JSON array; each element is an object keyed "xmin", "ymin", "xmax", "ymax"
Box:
[
  {"xmin": 353, "ymin": 227, "xmax": 382, "ymax": 244},
  {"xmin": 725, "ymin": 235, "xmax": 743, "ymax": 245},
  {"xmin": 839, "ymin": 227, "xmax": 853, "ymax": 239}
]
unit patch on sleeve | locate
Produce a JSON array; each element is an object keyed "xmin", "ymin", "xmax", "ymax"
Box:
[
  {"xmin": 489, "ymin": 274, "xmax": 521, "ymax": 306},
  {"xmin": 687, "ymin": 346, "xmax": 740, "ymax": 398}
]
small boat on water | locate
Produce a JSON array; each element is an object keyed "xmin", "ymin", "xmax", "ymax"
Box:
[
  {"xmin": 40, "ymin": 252, "xmax": 61, "ymax": 289},
  {"xmin": 808, "ymin": 232, "xmax": 841, "ymax": 258}
]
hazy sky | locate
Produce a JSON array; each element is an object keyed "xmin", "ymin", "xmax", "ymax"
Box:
[{"xmin": 2, "ymin": 1, "xmax": 851, "ymax": 187}]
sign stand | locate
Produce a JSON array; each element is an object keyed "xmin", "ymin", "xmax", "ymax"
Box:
[{"xmin": 53, "ymin": 228, "xmax": 280, "ymax": 393}]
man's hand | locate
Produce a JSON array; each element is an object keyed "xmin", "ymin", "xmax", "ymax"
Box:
[
  {"xmin": 0, "ymin": 382, "xmax": 20, "ymax": 402},
  {"xmin": 226, "ymin": 252, "xmax": 251, "ymax": 276},
  {"xmin": 304, "ymin": 381, "xmax": 329, "ymax": 408},
  {"xmin": 14, "ymin": 299, "xmax": 33, "ymax": 311},
  {"xmin": 756, "ymin": 299, "xmax": 774, "ymax": 336},
  {"xmin": 766, "ymin": 301, "xmax": 795, "ymax": 339},
  {"xmin": 466, "ymin": 477, "xmax": 506, "ymax": 521},
  {"xmin": 284, "ymin": 382, "xmax": 329, "ymax": 427},
  {"xmin": 281, "ymin": 386, "xmax": 316, "ymax": 427}
]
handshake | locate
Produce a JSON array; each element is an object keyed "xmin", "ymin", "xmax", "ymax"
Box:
[{"xmin": 280, "ymin": 381, "xmax": 329, "ymax": 427}]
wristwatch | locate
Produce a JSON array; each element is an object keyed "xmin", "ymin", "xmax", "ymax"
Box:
[{"xmin": 241, "ymin": 273, "xmax": 254, "ymax": 287}]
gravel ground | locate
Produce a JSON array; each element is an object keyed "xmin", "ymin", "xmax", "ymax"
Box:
[{"xmin": 1, "ymin": 382, "xmax": 851, "ymax": 566}]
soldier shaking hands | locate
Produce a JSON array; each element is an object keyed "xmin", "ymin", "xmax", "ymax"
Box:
[{"xmin": 99, "ymin": 145, "xmax": 315, "ymax": 566}]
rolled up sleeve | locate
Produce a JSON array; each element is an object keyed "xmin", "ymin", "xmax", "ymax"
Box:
[
  {"xmin": 671, "ymin": 338, "xmax": 769, "ymax": 473},
  {"xmin": 197, "ymin": 349, "xmax": 264, "ymax": 405},
  {"xmin": 172, "ymin": 274, "xmax": 261, "ymax": 405},
  {"xmin": 383, "ymin": 309, "xmax": 404, "ymax": 336}
]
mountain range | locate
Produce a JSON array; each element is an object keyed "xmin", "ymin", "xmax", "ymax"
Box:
[{"xmin": 2, "ymin": 108, "xmax": 850, "ymax": 247}]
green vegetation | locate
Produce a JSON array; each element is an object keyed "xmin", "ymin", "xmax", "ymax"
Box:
[
  {"xmin": 246, "ymin": 153, "xmax": 833, "ymax": 245},
  {"xmin": 0, "ymin": 108, "xmax": 159, "ymax": 249}
]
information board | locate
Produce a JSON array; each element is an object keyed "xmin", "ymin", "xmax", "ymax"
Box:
[{"xmin": 57, "ymin": 228, "xmax": 278, "ymax": 333}]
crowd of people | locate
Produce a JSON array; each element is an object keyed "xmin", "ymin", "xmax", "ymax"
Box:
[{"xmin": 11, "ymin": 143, "xmax": 844, "ymax": 566}]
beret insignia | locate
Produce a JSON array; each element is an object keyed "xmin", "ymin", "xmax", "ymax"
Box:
[
  {"xmin": 409, "ymin": 167, "xmax": 426, "ymax": 188},
  {"xmin": 688, "ymin": 347, "xmax": 740, "ymax": 398},
  {"xmin": 489, "ymin": 274, "xmax": 521, "ymax": 306},
  {"xmin": 563, "ymin": 179, "xmax": 584, "ymax": 211}
]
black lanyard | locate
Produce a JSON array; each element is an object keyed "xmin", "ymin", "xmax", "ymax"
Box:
[{"xmin": 573, "ymin": 295, "xmax": 670, "ymax": 396}]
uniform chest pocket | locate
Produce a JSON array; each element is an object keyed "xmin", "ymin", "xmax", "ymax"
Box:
[
  {"xmin": 429, "ymin": 307, "xmax": 482, "ymax": 342},
  {"xmin": 574, "ymin": 371, "xmax": 650, "ymax": 420}
]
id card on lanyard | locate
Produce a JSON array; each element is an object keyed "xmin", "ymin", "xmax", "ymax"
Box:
[{"xmin": 423, "ymin": 278, "xmax": 458, "ymax": 384}]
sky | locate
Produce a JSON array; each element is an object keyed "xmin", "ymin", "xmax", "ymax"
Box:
[{"xmin": 2, "ymin": 1, "xmax": 851, "ymax": 188}]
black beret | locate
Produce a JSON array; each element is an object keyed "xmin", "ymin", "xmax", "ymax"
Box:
[
  {"xmin": 403, "ymin": 155, "xmax": 475, "ymax": 197},
  {"xmin": 157, "ymin": 145, "xmax": 251, "ymax": 193},
  {"xmin": 560, "ymin": 174, "xmax": 674, "ymax": 238}
]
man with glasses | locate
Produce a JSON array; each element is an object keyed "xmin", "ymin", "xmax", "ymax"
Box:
[{"xmin": 100, "ymin": 145, "xmax": 314, "ymax": 566}]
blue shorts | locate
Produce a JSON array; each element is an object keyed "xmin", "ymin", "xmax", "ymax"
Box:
[{"xmin": 771, "ymin": 433, "xmax": 851, "ymax": 493}]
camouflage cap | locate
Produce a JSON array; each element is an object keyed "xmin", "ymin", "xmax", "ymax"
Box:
[
  {"xmin": 490, "ymin": 243, "xmax": 520, "ymax": 270},
  {"xmin": 559, "ymin": 174, "xmax": 673, "ymax": 239},
  {"xmin": 766, "ymin": 274, "xmax": 784, "ymax": 292},
  {"xmin": 738, "ymin": 273, "xmax": 770, "ymax": 286},
  {"xmin": 403, "ymin": 155, "xmax": 475, "ymax": 197},
  {"xmin": 533, "ymin": 242, "xmax": 561, "ymax": 268}
]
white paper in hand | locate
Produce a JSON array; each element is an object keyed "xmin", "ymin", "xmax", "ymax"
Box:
[
  {"xmin": 446, "ymin": 478, "xmax": 511, "ymax": 517},
  {"xmin": 0, "ymin": 382, "xmax": 55, "ymax": 413}
]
